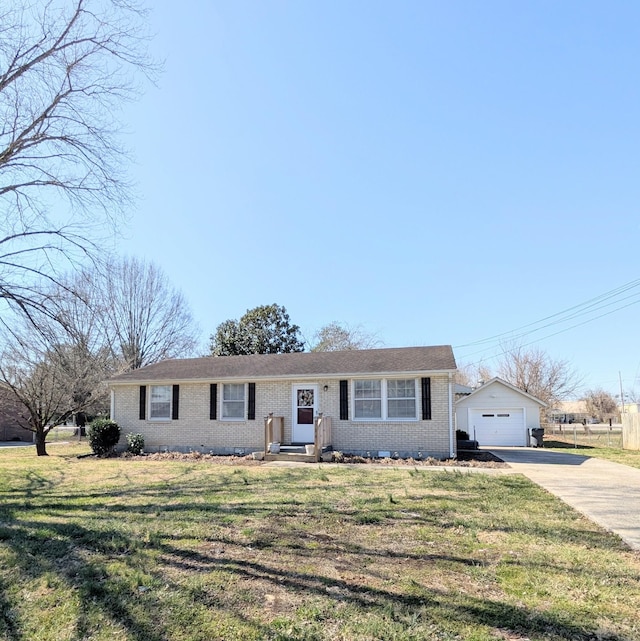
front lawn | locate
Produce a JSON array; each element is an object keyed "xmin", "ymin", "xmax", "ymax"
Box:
[{"xmin": 1, "ymin": 443, "xmax": 639, "ymax": 641}]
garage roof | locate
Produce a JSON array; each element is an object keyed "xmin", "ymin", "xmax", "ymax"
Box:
[{"xmin": 455, "ymin": 377, "xmax": 547, "ymax": 407}]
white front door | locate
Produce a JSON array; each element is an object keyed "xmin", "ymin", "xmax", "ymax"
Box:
[{"xmin": 292, "ymin": 384, "xmax": 318, "ymax": 443}]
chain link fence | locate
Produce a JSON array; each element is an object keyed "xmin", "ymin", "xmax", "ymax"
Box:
[
  {"xmin": 49, "ymin": 425, "xmax": 87, "ymax": 442},
  {"xmin": 543, "ymin": 423, "xmax": 623, "ymax": 448},
  {"xmin": 3, "ymin": 425, "xmax": 86, "ymax": 444}
]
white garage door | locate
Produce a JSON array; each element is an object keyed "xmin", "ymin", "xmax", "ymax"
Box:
[{"xmin": 469, "ymin": 409, "xmax": 526, "ymax": 446}]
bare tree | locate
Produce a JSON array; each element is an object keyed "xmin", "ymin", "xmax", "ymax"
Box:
[
  {"xmin": 624, "ymin": 388, "xmax": 639, "ymax": 404},
  {"xmin": 0, "ymin": 253, "xmax": 199, "ymax": 454},
  {"xmin": 583, "ymin": 388, "xmax": 618, "ymax": 423},
  {"xmin": 0, "ymin": 294, "xmax": 114, "ymax": 455},
  {"xmin": 45, "ymin": 268, "xmax": 116, "ymax": 412},
  {"xmin": 455, "ymin": 362, "xmax": 493, "ymax": 388},
  {"xmin": 496, "ymin": 344, "xmax": 581, "ymax": 407},
  {"xmin": 98, "ymin": 256, "xmax": 200, "ymax": 369},
  {"xmin": 310, "ymin": 321, "xmax": 382, "ymax": 352},
  {"xmin": 1, "ymin": 0, "xmax": 156, "ymax": 321}
]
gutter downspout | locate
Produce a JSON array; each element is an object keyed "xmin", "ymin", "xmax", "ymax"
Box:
[{"xmin": 448, "ymin": 373, "xmax": 455, "ymax": 458}]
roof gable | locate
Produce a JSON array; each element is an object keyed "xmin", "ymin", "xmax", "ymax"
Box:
[
  {"xmin": 109, "ymin": 345, "xmax": 456, "ymax": 384},
  {"xmin": 454, "ymin": 377, "xmax": 548, "ymax": 407}
]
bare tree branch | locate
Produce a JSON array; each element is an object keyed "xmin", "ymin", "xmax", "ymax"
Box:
[
  {"xmin": 454, "ymin": 362, "xmax": 493, "ymax": 388},
  {"xmin": 310, "ymin": 321, "xmax": 382, "ymax": 352},
  {"xmin": 0, "ymin": 0, "xmax": 157, "ymax": 320},
  {"xmin": 0, "ymin": 226, "xmax": 94, "ymax": 324},
  {"xmin": 496, "ymin": 343, "xmax": 582, "ymax": 408},
  {"xmin": 0, "ymin": 281, "xmax": 115, "ymax": 455},
  {"xmin": 93, "ymin": 256, "xmax": 200, "ymax": 370},
  {"xmin": 583, "ymin": 388, "xmax": 618, "ymax": 422}
]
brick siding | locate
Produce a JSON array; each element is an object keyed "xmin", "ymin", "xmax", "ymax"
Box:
[
  {"xmin": 112, "ymin": 375, "xmax": 453, "ymax": 458},
  {"xmin": 0, "ymin": 387, "xmax": 28, "ymax": 441}
]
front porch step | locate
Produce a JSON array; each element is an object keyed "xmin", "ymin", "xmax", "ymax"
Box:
[
  {"xmin": 280, "ymin": 445, "xmax": 307, "ymax": 453},
  {"xmin": 264, "ymin": 452, "xmax": 317, "ymax": 463},
  {"xmin": 263, "ymin": 444, "xmax": 329, "ymax": 463}
]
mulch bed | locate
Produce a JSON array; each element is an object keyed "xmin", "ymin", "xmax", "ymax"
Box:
[
  {"xmin": 117, "ymin": 449, "xmax": 507, "ymax": 468},
  {"xmin": 335, "ymin": 451, "xmax": 507, "ymax": 468}
]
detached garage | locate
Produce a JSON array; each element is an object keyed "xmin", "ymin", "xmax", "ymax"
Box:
[{"xmin": 455, "ymin": 378, "xmax": 547, "ymax": 447}]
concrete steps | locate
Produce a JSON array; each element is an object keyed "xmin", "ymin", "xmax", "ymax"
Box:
[
  {"xmin": 263, "ymin": 444, "xmax": 320, "ymax": 463},
  {"xmin": 264, "ymin": 452, "xmax": 317, "ymax": 463}
]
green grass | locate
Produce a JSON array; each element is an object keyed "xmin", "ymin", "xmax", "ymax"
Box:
[
  {"xmin": 1, "ymin": 443, "xmax": 639, "ymax": 640},
  {"xmin": 544, "ymin": 438, "xmax": 640, "ymax": 469}
]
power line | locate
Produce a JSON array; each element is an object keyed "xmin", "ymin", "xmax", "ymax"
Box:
[
  {"xmin": 454, "ymin": 278, "xmax": 640, "ymax": 356},
  {"xmin": 458, "ymin": 295, "xmax": 640, "ymax": 361}
]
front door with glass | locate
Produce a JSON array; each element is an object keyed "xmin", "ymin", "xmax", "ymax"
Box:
[{"xmin": 292, "ymin": 385, "xmax": 317, "ymax": 443}]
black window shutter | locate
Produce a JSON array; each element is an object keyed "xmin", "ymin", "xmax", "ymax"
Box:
[
  {"xmin": 172, "ymin": 385, "xmax": 180, "ymax": 420},
  {"xmin": 421, "ymin": 377, "xmax": 431, "ymax": 420},
  {"xmin": 210, "ymin": 384, "xmax": 217, "ymax": 420},
  {"xmin": 139, "ymin": 386, "xmax": 146, "ymax": 420},
  {"xmin": 247, "ymin": 383, "xmax": 256, "ymax": 420},
  {"xmin": 339, "ymin": 380, "xmax": 349, "ymax": 420}
]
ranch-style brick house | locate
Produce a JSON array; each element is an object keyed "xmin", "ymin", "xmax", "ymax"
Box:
[{"xmin": 108, "ymin": 345, "xmax": 457, "ymax": 459}]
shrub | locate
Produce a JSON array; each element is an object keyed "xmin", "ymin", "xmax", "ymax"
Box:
[
  {"xmin": 126, "ymin": 433, "xmax": 145, "ymax": 455},
  {"xmin": 456, "ymin": 429, "xmax": 469, "ymax": 440},
  {"xmin": 88, "ymin": 418, "xmax": 121, "ymax": 456}
]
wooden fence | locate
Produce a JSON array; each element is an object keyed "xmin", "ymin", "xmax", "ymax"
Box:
[{"xmin": 622, "ymin": 414, "xmax": 640, "ymax": 450}]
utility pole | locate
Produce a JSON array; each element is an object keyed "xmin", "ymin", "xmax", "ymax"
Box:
[{"xmin": 619, "ymin": 371, "xmax": 626, "ymax": 415}]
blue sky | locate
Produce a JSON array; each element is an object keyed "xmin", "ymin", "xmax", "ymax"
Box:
[{"xmin": 116, "ymin": 1, "xmax": 640, "ymax": 398}]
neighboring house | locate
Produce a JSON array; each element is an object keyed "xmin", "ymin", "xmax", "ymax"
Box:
[
  {"xmin": 620, "ymin": 402, "xmax": 640, "ymax": 415},
  {"xmin": 0, "ymin": 384, "xmax": 27, "ymax": 441},
  {"xmin": 548, "ymin": 400, "xmax": 591, "ymax": 424},
  {"xmin": 455, "ymin": 377, "xmax": 547, "ymax": 447},
  {"xmin": 108, "ymin": 345, "xmax": 457, "ymax": 458}
]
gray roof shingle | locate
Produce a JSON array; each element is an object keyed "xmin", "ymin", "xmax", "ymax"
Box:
[{"xmin": 109, "ymin": 345, "xmax": 456, "ymax": 384}]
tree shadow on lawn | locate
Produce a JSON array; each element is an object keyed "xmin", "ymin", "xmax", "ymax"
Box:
[
  {"xmin": 0, "ymin": 578, "xmax": 20, "ymax": 641},
  {"xmin": 0, "ymin": 469, "xmax": 636, "ymax": 640},
  {"xmin": 1, "ymin": 468, "xmax": 629, "ymax": 556},
  {"xmin": 153, "ymin": 538, "xmax": 634, "ymax": 641},
  {"xmin": 2, "ymin": 514, "xmax": 632, "ymax": 641},
  {"xmin": 1, "ymin": 489, "xmax": 625, "ymax": 559}
]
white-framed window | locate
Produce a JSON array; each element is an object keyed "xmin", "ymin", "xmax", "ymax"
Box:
[
  {"xmin": 387, "ymin": 379, "xmax": 417, "ymax": 419},
  {"xmin": 354, "ymin": 380, "xmax": 382, "ymax": 419},
  {"xmin": 222, "ymin": 383, "xmax": 245, "ymax": 419},
  {"xmin": 353, "ymin": 378, "xmax": 417, "ymax": 420},
  {"xmin": 149, "ymin": 385, "xmax": 172, "ymax": 420}
]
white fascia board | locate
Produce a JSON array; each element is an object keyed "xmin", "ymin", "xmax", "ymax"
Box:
[{"xmin": 108, "ymin": 369, "xmax": 456, "ymax": 387}]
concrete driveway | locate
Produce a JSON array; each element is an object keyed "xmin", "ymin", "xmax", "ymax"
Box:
[{"xmin": 489, "ymin": 447, "xmax": 640, "ymax": 552}]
